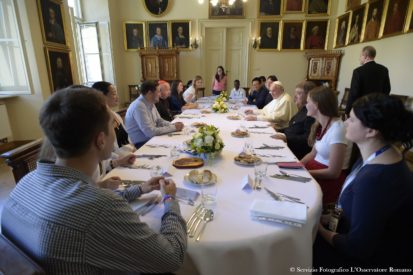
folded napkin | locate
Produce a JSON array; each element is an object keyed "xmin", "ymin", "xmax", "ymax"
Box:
[
  {"xmin": 250, "ymin": 199, "xmax": 307, "ymax": 226},
  {"xmin": 270, "ymin": 174, "xmax": 311, "ymax": 183},
  {"xmin": 176, "ymin": 187, "xmax": 200, "ymax": 202}
]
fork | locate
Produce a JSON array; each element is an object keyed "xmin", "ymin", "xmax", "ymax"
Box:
[{"xmin": 196, "ymin": 209, "xmax": 214, "ymax": 242}]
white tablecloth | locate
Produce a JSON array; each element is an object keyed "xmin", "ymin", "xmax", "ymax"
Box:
[{"xmin": 105, "ymin": 105, "xmax": 322, "ymax": 275}]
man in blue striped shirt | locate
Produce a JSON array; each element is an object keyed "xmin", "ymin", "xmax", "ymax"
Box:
[{"xmin": 1, "ymin": 87, "xmax": 187, "ymax": 274}]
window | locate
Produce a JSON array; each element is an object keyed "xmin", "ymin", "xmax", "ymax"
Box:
[
  {"xmin": 68, "ymin": 0, "xmax": 114, "ymax": 86},
  {"xmin": 0, "ymin": 0, "xmax": 31, "ymax": 95}
]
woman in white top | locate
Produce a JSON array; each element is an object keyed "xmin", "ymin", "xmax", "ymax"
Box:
[
  {"xmin": 183, "ymin": 75, "xmax": 203, "ymax": 103},
  {"xmin": 244, "ymin": 81, "xmax": 297, "ymax": 129},
  {"xmin": 229, "ymin": 79, "xmax": 246, "ymax": 100},
  {"xmin": 301, "ymin": 86, "xmax": 352, "ymax": 206}
]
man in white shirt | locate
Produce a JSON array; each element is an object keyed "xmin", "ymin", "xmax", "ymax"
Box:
[
  {"xmin": 244, "ymin": 81, "xmax": 297, "ymax": 129},
  {"xmin": 229, "ymin": 79, "xmax": 246, "ymax": 99},
  {"xmin": 125, "ymin": 80, "xmax": 184, "ymax": 148}
]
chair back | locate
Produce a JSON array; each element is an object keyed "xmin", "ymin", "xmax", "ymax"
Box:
[
  {"xmin": 339, "ymin": 87, "xmax": 350, "ymax": 112},
  {"xmin": 0, "ymin": 139, "xmax": 42, "ymax": 183},
  {"xmin": 243, "ymin": 87, "xmax": 250, "ymax": 96},
  {"xmin": 0, "ymin": 234, "xmax": 45, "ymax": 275}
]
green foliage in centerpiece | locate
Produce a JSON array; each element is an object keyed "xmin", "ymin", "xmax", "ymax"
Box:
[{"xmin": 189, "ymin": 125, "xmax": 225, "ymax": 154}]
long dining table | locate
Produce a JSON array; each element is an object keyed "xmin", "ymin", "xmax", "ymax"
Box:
[{"xmin": 105, "ymin": 100, "xmax": 323, "ymax": 275}]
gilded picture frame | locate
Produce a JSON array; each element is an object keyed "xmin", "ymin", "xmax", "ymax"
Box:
[
  {"xmin": 44, "ymin": 47, "xmax": 73, "ymax": 92},
  {"xmin": 124, "ymin": 22, "xmax": 146, "ymax": 51},
  {"xmin": 347, "ymin": 4, "xmax": 367, "ymax": 45},
  {"xmin": 407, "ymin": 2, "xmax": 413, "ymax": 33},
  {"xmin": 346, "ymin": 0, "xmax": 361, "ymax": 11},
  {"xmin": 334, "ymin": 13, "xmax": 350, "ymax": 48},
  {"xmin": 308, "ymin": 58, "xmax": 322, "ymax": 79},
  {"xmin": 306, "ymin": 0, "xmax": 330, "ymax": 16},
  {"xmin": 304, "ymin": 19, "xmax": 329, "ymax": 50},
  {"xmin": 209, "ymin": 0, "xmax": 244, "ymax": 19},
  {"xmin": 382, "ymin": 0, "xmax": 410, "ymax": 38},
  {"xmin": 143, "ymin": 0, "xmax": 170, "ymax": 17},
  {"xmin": 283, "ymin": 0, "xmax": 305, "ymax": 13},
  {"xmin": 37, "ymin": 0, "xmax": 67, "ymax": 47},
  {"xmin": 259, "ymin": 0, "xmax": 282, "ymax": 17},
  {"xmin": 281, "ymin": 20, "xmax": 304, "ymax": 50},
  {"xmin": 170, "ymin": 21, "xmax": 191, "ymax": 50},
  {"xmin": 363, "ymin": 0, "xmax": 385, "ymax": 42},
  {"xmin": 147, "ymin": 21, "xmax": 169, "ymax": 48},
  {"xmin": 257, "ymin": 20, "xmax": 281, "ymax": 51}
]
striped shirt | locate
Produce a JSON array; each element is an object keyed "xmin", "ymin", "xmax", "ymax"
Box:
[{"xmin": 1, "ymin": 161, "xmax": 187, "ymax": 274}]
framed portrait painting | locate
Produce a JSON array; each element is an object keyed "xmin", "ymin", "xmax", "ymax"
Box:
[
  {"xmin": 306, "ymin": 0, "xmax": 330, "ymax": 16},
  {"xmin": 209, "ymin": 0, "xmax": 244, "ymax": 19},
  {"xmin": 281, "ymin": 21, "xmax": 303, "ymax": 50},
  {"xmin": 259, "ymin": 0, "xmax": 282, "ymax": 17},
  {"xmin": 322, "ymin": 58, "xmax": 336, "ymax": 79},
  {"xmin": 283, "ymin": 0, "xmax": 304, "ymax": 13},
  {"xmin": 45, "ymin": 47, "xmax": 73, "ymax": 92},
  {"xmin": 170, "ymin": 21, "xmax": 190, "ymax": 49},
  {"xmin": 409, "ymin": 7, "xmax": 413, "ymax": 32},
  {"xmin": 334, "ymin": 13, "xmax": 350, "ymax": 48},
  {"xmin": 258, "ymin": 21, "xmax": 280, "ymax": 50},
  {"xmin": 124, "ymin": 22, "xmax": 146, "ymax": 51},
  {"xmin": 304, "ymin": 20, "xmax": 329, "ymax": 50},
  {"xmin": 147, "ymin": 22, "xmax": 169, "ymax": 48},
  {"xmin": 308, "ymin": 58, "xmax": 322, "ymax": 79},
  {"xmin": 363, "ymin": 0, "xmax": 385, "ymax": 42},
  {"xmin": 348, "ymin": 4, "xmax": 366, "ymax": 45},
  {"xmin": 346, "ymin": 0, "xmax": 361, "ymax": 11},
  {"xmin": 37, "ymin": 0, "xmax": 67, "ymax": 46},
  {"xmin": 383, "ymin": 0, "xmax": 409, "ymax": 37},
  {"xmin": 143, "ymin": 0, "xmax": 169, "ymax": 17}
]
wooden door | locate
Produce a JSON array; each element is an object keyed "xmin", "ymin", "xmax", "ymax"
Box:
[
  {"xmin": 226, "ymin": 27, "xmax": 246, "ymax": 89},
  {"xmin": 205, "ymin": 28, "xmax": 226, "ymax": 96}
]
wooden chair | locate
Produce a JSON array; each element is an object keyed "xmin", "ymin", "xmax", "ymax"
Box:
[
  {"xmin": 0, "ymin": 234, "xmax": 45, "ymax": 275},
  {"xmin": 196, "ymin": 87, "xmax": 205, "ymax": 98},
  {"xmin": 0, "ymin": 138, "xmax": 42, "ymax": 184},
  {"xmin": 243, "ymin": 87, "xmax": 250, "ymax": 96},
  {"xmin": 339, "ymin": 87, "xmax": 350, "ymax": 120}
]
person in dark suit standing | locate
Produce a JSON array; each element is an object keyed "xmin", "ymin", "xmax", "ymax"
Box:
[{"xmin": 345, "ymin": 46, "xmax": 391, "ymax": 116}]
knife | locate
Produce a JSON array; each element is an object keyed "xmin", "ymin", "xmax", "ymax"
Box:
[
  {"xmin": 264, "ymin": 187, "xmax": 304, "ymax": 204},
  {"xmin": 136, "ymin": 154, "xmax": 167, "ymax": 159}
]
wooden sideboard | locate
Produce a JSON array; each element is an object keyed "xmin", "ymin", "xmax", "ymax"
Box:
[
  {"xmin": 139, "ymin": 48, "xmax": 179, "ymax": 82},
  {"xmin": 305, "ymin": 50, "xmax": 343, "ymax": 91}
]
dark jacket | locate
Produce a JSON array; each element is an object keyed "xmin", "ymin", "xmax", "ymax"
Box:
[
  {"xmin": 345, "ymin": 61, "xmax": 391, "ymax": 114},
  {"xmin": 247, "ymin": 86, "xmax": 269, "ymax": 109},
  {"xmin": 155, "ymin": 97, "xmax": 173, "ymax": 122},
  {"xmin": 280, "ymin": 106, "xmax": 315, "ymax": 159}
]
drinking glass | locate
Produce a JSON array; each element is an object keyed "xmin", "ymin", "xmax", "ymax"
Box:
[
  {"xmin": 254, "ymin": 162, "xmax": 268, "ymax": 189},
  {"xmin": 170, "ymin": 145, "xmax": 180, "ymax": 159},
  {"xmin": 201, "ymin": 184, "xmax": 218, "ymax": 210}
]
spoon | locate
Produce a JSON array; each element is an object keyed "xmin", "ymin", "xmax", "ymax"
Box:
[{"xmin": 196, "ymin": 209, "xmax": 214, "ymax": 242}]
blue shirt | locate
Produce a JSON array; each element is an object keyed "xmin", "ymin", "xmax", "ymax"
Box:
[
  {"xmin": 125, "ymin": 95, "xmax": 176, "ymax": 144},
  {"xmin": 1, "ymin": 161, "xmax": 187, "ymax": 274}
]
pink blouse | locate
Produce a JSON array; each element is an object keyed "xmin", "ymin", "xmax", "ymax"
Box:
[{"xmin": 212, "ymin": 75, "xmax": 227, "ymax": 91}]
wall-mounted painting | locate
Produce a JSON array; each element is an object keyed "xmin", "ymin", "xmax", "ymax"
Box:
[
  {"xmin": 37, "ymin": 0, "xmax": 67, "ymax": 46},
  {"xmin": 258, "ymin": 21, "xmax": 280, "ymax": 50},
  {"xmin": 323, "ymin": 58, "xmax": 336, "ymax": 79},
  {"xmin": 306, "ymin": 0, "xmax": 330, "ymax": 16},
  {"xmin": 363, "ymin": 0, "xmax": 385, "ymax": 42},
  {"xmin": 143, "ymin": 0, "xmax": 169, "ymax": 17},
  {"xmin": 170, "ymin": 21, "xmax": 190, "ymax": 49},
  {"xmin": 281, "ymin": 21, "xmax": 303, "ymax": 50},
  {"xmin": 283, "ymin": 0, "xmax": 304, "ymax": 13},
  {"xmin": 383, "ymin": 0, "xmax": 409, "ymax": 37},
  {"xmin": 124, "ymin": 22, "xmax": 145, "ymax": 50},
  {"xmin": 348, "ymin": 4, "xmax": 366, "ymax": 45},
  {"xmin": 148, "ymin": 21, "xmax": 169, "ymax": 48},
  {"xmin": 210, "ymin": 0, "xmax": 244, "ymax": 19},
  {"xmin": 346, "ymin": 0, "xmax": 361, "ymax": 11},
  {"xmin": 304, "ymin": 20, "xmax": 329, "ymax": 50},
  {"xmin": 334, "ymin": 13, "xmax": 350, "ymax": 48},
  {"xmin": 409, "ymin": 7, "xmax": 413, "ymax": 32},
  {"xmin": 259, "ymin": 0, "xmax": 282, "ymax": 17},
  {"xmin": 45, "ymin": 47, "xmax": 73, "ymax": 92},
  {"xmin": 309, "ymin": 58, "xmax": 322, "ymax": 78}
]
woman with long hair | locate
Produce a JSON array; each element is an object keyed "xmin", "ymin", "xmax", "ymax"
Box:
[
  {"xmin": 183, "ymin": 75, "xmax": 203, "ymax": 103},
  {"xmin": 301, "ymin": 86, "xmax": 352, "ymax": 206},
  {"xmin": 314, "ymin": 93, "xmax": 413, "ymax": 268},
  {"xmin": 169, "ymin": 80, "xmax": 198, "ymax": 115},
  {"xmin": 211, "ymin": 66, "xmax": 227, "ymax": 96}
]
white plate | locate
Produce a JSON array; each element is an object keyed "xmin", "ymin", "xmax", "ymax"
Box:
[{"xmin": 184, "ymin": 173, "xmax": 217, "ymax": 188}]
